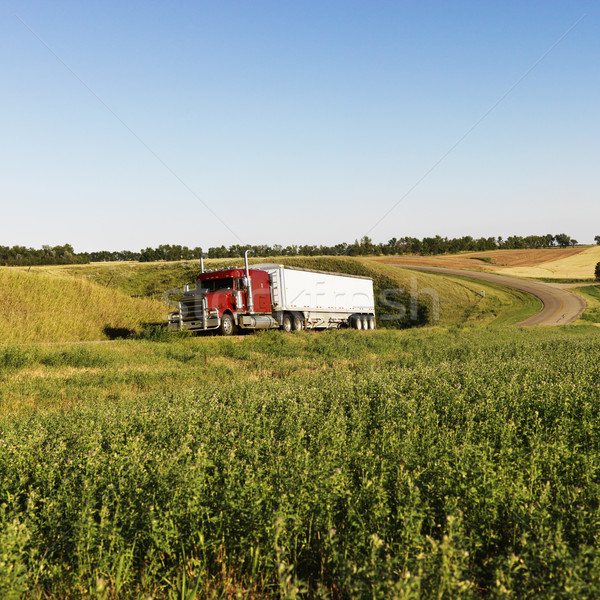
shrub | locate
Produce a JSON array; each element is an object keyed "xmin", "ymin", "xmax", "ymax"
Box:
[{"xmin": 595, "ymin": 262, "xmax": 600, "ymax": 282}]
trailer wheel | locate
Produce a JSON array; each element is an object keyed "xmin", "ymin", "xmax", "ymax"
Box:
[
  {"xmin": 368, "ymin": 316, "xmax": 376, "ymax": 329},
  {"xmin": 353, "ymin": 315, "xmax": 363, "ymax": 330},
  {"xmin": 219, "ymin": 313, "xmax": 235, "ymax": 336},
  {"xmin": 361, "ymin": 316, "xmax": 369, "ymax": 330},
  {"xmin": 292, "ymin": 316, "xmax": 303, "ymax": 331},
  {"xmin": 281, "ymin": 314, "xmax": 293, "ymax": 333}
]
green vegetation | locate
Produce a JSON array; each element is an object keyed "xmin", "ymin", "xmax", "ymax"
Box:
[
  {"xmin": 1, "ymin": 254, "xmax": 588, "ymax": 597},
  {"xmin": 1, "ymin": 326, "xmax": 600, "ymax": 598},
  {"xmin": 468, "ymin": 256, "xmax": 493, "ymax": 264},
  {"xmin": 19, "ymin": 256, "xmax": 541, "ymax": 336},
  {"xmin": 530, "ymin": 278, "xmax": 596, "ymax": 284},
  {"xmin": 574, "ymin": 285, "xmax": 600, "ymax": 324},
  {"xmin": 595, "ymin": 262, "xmax": 600, "ymax": 281}
]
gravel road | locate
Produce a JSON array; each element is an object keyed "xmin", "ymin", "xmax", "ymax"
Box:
[{"xmin": 389, "ymin": 265, "xmax": 587, "ymax": 326}]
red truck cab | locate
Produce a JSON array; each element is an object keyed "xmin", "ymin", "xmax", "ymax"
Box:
[
  {"xmin": 196, "ymin": 268, "xmax": 272, "ymax": 316},
  {"xmin": 168, "ymin": 267, "xmax": 274, "ymax": 335}
]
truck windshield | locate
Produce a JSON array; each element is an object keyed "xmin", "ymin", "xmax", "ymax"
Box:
[{"xmin": 197, "ymin": 277, "xmax": 235, "ymax": 293}]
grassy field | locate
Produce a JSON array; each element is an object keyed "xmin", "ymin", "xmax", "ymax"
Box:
[
  {"xmin": 374, "ymin": 247, "xmax": 590, "ymax": 271},
  {"xmin": 496, "ymin": 247, "xmax": 600, "ymax": 280},
  {"xmin": 0, "ymin": 268, "xmax": 164, "ymax": 343},
  {"xmin": 573, "ymin": 285, "xmax": 600, "ymax": 326},
  {"xmin": 2, "ymin": 326, "xmax": 600, "ymax": 598},
  {"xmin": 2, "ymin": 255, "xmax": 598, "ymax": 597},
  {"xmin": 375, "ymin": 247, "xmax": 600, "ymax": 282},
  {"xmin": 6, "ymin": 256, "xmax": 542, "ymax": 344}
]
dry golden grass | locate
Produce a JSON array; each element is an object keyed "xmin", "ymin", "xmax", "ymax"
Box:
[
  {"xmin": 373, "ymin": 255, "xmax": 493, "ymax": 269},
  {"xmin": 467, "ymin": 247, "xmax": 587, "ymax": 267},
  {"xmin": 374, "ymin": 247, "xmax": 598, "ymax": 280},
  {"xmin": 499, "ymin": 246, "xmax": 600, "ymax": 279},
  {"xmin": 374, "ymin": 247, "xmax": 588, "ymax": 269},
  {"xmin": 0, "ymin": 267, "xmax": 165, "ymax": 343}
]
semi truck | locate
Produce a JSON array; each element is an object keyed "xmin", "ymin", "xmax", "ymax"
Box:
[{"xmin": 167, "ymin": 252, "xmax": 375, "ymax": 335}]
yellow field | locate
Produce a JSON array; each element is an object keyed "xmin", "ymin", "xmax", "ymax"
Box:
[
  {"xmin": 497, "ymin": 246, "xmax": 600, "ymax": 279},
  {"xmin": 374, "ymin": 247, "xmax": 599, "ymax": 280}
]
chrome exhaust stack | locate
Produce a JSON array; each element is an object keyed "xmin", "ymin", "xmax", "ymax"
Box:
[
  {"xmin": 200, "ymin": 254, "xmax": 205, "ymax": 274},
  {"xmin": 244, "ymin": 249, "xmax": 254, "ymax": 313}
]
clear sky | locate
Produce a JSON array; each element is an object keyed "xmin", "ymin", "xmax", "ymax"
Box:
[{"xmin": 1, "ymin": 1, "xmax": 598, "ymax": 252}]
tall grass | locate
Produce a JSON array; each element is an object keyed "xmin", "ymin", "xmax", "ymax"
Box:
[
  {"xmin": 0, "ymin": 268, "xmax": 164, "ymax": 343},
  {"xmin": 1, "ymin": 326, "xmax": 600, "ymax": 597}
]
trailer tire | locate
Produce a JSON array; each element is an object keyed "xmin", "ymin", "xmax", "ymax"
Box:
[
  {"xmin": 281, "ymin": 314, "xmax": 293, "ymax": 333},
  {"xmin": 369, "ymin": 316, "xmax": 376, "ymax": 329},
  {"xmin": 219, "ymin": 313, "xmax": 235, "ymax": 336},
  {"xmin": 352, "ymin": 315, "xmax": 363, "ymax": 330},
  {"xmin": 292, "ymin": 316, "xmax": 303, "ymax": 331},
  {"xmin": 361, "ymin": 316, "xmax": 369, "ymax": 330}
]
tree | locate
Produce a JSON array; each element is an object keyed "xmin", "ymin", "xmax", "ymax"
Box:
[
  {"xmin": 595, "ymin": 236, "xmax": 600, "ymax": 245},
  {"xmin": 596, "ymin": 262, "xmax": 600, "ymax": 282},
  {"xmin": 360, "ymin": 236, "xmax": 375, "ymax": 254},
  {"xmin": 139, "ymin": 247, "xmax": 157, "ymax": 262},
  {"xmin": 555, "ymin": 233, "xmax": 571, "ymax": 248}
]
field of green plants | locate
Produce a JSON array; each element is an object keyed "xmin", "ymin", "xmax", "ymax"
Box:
[{"xmin": 1, "ymin": 324, "xmax": 600, "ymax": 598}]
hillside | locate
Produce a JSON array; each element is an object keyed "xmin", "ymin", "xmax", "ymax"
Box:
[
  {"xmin": 21, "ymin": 256, "xmax": 541, "ymax": 332},
  {"xmin": 0, "ymin": 268, "xmax": 164, "ymax": 343},
  {"xmin": 376, "ymin": 246, "xmax": 599, "ymax": 281},
  {"xmin": 497, "ymin": 246, "xmax": 600, "ymax": 279}
]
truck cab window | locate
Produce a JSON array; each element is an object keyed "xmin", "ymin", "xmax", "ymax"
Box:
[{"xmin": 197, "ymin": 278, "xmax": 234, "ymax": 293}]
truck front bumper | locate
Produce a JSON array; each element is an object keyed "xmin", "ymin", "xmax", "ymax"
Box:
[{"xmin": 167, "ymin": 308, "xmax": 220, "ymax": 332}]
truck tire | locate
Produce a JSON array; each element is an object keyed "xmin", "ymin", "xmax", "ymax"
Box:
[
  {"xmin": 361, "ymin": 316, "xmax": 369, "ymax": 330},
  {"xmin": 368, "ymin": 316, "xmax": 376, "ymax": 329},
  {"xmin": 292, "ymin": 316, "xmax": 303, "ymax": 331},
  {"xmin": 281, "ymin": 314, "xmax": 293, "ymax": 333},
  {"xmin": 219, "ymin": 313, "xmax": 235, "ymax": 336},
  {"xmin": 353, "ymin": 315, "xmax": 363, "ymax": 330}
]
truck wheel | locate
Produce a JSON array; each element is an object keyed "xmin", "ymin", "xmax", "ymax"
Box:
[
  {"xmin": 361, "ymin": 316, "xmax": 369, "ymax": 330},
  {"xmin": 353, "ymin": 315, "xmax": 362, "ymax": 330},
  {"xmin": 369, "ymin": 316, "xmax": 376, "ymax": 329},
  {"xmin": 281, "ymin": 314, "xmax": 293, "ymax": 333},
  {"xmin": 220, "ymin": 313, "xmax": 235, "ymax": 336},
  {"xmin": 292, "ymin": 316, "xmax": 303, "ymax": 331}
]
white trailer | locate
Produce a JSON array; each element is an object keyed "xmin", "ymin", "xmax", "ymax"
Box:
[{"xmin": 252, "ymin": 263, "xmax": 376, "ymax": 331}]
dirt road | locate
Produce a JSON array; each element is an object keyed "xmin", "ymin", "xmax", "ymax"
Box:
[{"xmin": 389, "ymin": 265, "xmax": 587, "ymax": 326}]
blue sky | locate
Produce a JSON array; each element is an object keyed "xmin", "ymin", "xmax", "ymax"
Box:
[{"xmin": 1, "ymin": 1, "xmax": 598, "ymax": 251}]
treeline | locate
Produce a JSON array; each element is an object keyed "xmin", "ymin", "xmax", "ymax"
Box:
[
  {"xmin": 152, "ymin": 232, "xmax": 582, "ymax": 259},
  {"xmin": 0, "ymin": 244, "xmax": 202, "ymax": 266},
  {"xmin": 0, "ymin": 233, "xmax": 592, "ymax": 266},
  {"xmin": 0, "ymin": 244, "xmax": 86, "ymax": 266}
]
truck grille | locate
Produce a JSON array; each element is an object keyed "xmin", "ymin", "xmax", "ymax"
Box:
[{"xmin": 179, "ymin": 296, "xmax": 204, "ymax": 320}]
